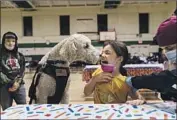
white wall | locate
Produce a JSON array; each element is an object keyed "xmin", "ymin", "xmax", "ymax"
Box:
[
  {"xmin": 1, "ymin": 12, "xmax": 23, "ymax": 37},
  {"xmin": 1, "ymin": 1, "xmax": 175, "ymax": 44},
  {"xmin": 33, "ymin": 15, "xmax": 59, "ymax": 37},
  {"xmin": 1, "ymin": 1, "xmax": 175, "ymax": 56}
]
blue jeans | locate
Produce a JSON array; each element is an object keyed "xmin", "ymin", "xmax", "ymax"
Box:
[{"xmin": 0, "ymin": 84, "xmax": 26, "ymax": 110}]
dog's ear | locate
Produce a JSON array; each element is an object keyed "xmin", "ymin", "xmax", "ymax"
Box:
[
  {"xmin": 59, "ymin": 47, "xmax": 65, "ymax": 55},
  {"xmin": 71, "ymin": 42, "xmax": 77, "ymax": 51},
  {"xmin": 59, "ymin": 42, "xmax": 77, "ymax": 56}
]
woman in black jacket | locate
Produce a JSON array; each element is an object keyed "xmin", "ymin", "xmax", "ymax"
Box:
[
  {"xmin": 126, "ymin": 15, "xmax": 177, "ymax": 101},
  {"xmin": 0, "ymin": 32, "xmax": 26, "ymax": 110}
]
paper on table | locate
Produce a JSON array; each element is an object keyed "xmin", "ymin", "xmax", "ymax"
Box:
[{"xmin": 147, "ymin": 101, "xmax": 176, "ymax": 114}]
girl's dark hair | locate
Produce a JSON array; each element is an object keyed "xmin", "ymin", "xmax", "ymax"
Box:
[{"xmin": 103, "ymin": 41, "xmax": 128, "ymax": 76}]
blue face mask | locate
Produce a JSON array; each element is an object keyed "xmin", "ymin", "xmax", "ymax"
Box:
[{"xmin": 165, "ymin": 49, "xmax": 176, "ymax": 63}]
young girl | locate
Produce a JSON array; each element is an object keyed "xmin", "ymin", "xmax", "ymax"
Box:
[{"xmin": 84, "ymin": 41, "xmax": 145, "ymax": 105}]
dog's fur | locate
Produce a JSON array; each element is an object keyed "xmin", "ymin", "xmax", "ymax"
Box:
[{"xmin": 31, "ymin": 34, "xmax": 100, "ymax": 104}]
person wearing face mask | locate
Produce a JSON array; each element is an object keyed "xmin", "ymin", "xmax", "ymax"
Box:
[
  {"xmin": 0, "ymin": 32, "xmax": 26, "ymax": 110},
  {"xmin": 84, "ymin": 41, "xmax": 145, "ymax": 105},
  {"xmin": 126, "ymin": 15, "xmax": 177, "ymax": 101}
]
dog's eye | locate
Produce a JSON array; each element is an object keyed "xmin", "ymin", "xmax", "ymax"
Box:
[{"xmin": 84, "ymin": 44, "xmax": 89, "ymax": 49}]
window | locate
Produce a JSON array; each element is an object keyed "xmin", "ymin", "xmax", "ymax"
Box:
[
  {"xmin": 97, "ymin": 14, "xmax": 108, "ymax": 34},
  {"xmin": 23, "ymin": 16, "xmax": 33, "ymax": 36},
  {"xmin": 139, "ymin": 13, "xmax": 149, "ymax": 34},
  {"xmin": 60, "ymin": 15, "xmax": 70, "ymax": 35}
]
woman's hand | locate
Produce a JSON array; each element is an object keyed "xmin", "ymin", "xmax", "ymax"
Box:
[
  {"xmin": 126, "ymin": 99, "xmax": 146, "ymax": 105},
  {"xmin": 93, "ymin": 72, "xmax": 113, "ymax": 83},
  {"xmin": 8, "ymin": 82, "xmax": 20, "ymax": 92}
]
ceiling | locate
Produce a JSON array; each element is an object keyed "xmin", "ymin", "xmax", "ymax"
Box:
[{"xmin": 1, "ymin": 0, "xmax": 172, "ymax": 10}]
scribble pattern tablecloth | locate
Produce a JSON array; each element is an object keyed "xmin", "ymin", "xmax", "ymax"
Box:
[{"xmin": 1, "ymin": 102, "xmax": 176, "ymax": 119}]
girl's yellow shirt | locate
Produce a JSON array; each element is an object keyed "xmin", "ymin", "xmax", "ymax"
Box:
[{"xmin": 92, "ymin": 68, "xmax": 130, "ymax": 104}]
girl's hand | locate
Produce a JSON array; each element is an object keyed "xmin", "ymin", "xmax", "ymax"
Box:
[
  {"xmin": 126, "ymin": 99, "xmax": 146, "ymax": 105},
  {"xmin": 93, "ymin": 72, "xmax": 113, "ymax": 83}
]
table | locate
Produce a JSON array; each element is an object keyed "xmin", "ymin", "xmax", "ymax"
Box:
[
  {"xmin": 1, "ymin": 102, "xmax": 176, "ymax": 119},
  {"xmin": 123, "ymin": 64, "xmax": 164, "ymax": 77},
  {"xmin": 82, "ymin": 64, "xmax": 164, "ymax": 82}
]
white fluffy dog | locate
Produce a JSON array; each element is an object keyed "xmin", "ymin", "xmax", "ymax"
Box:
[{"xmin": 29, "ymin": 34, "xmax": 100, "ymax": 104}]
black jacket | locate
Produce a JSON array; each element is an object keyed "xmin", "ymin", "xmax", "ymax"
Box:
[
  {"xmin": 0, "ymin": 32, "xmax": 25, "ymax": 87},
  {"xmin": 131, "ymin": 69, "xmax": 177, "ymax": 101}
]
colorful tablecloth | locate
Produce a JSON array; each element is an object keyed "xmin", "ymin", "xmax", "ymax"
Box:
[
  {"xmin": 82, "ymin": 64, "xmax": 164, "ymax": 82},
  {"xmin": 1, "ymin": 102, "xmax": 176, "ymax": 119},
  {"xmin": 124, "ymin": 64, "xmax": 164, "ymax": 76}
]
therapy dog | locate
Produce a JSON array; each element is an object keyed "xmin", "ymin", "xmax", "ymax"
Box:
[{"xmin": 29, "ymin": 34, "xmax": 100, "ymax": 104}]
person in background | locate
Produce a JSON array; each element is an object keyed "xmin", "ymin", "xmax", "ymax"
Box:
[
  {"xmin": 84, "ymin": 41, "xmax": 145, "ymax": 105},
  {"xmin": 126, "ymin": 13, "xmax": 177, "ymax": 101},
  {"xmin": 0, "ymin": 32, "xmax": 26, "ymax": 110}
]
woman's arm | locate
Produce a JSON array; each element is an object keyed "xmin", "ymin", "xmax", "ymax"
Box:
[
  {"xmin": 128, "ymin": 89, "xmax": 145, "ymax": 100},
  {"xmin": 0, "ymin": 58, "xmax": 12, "ymax": 85},
  {"xmin": 126, "ymin": 70, "xmax": 176, "ymax": 92},
  {"xmin": 126, "ymin": 70, "xmax": 177, "ymax": 101},
  {"xmin": 126, "ymin": 88, "xmax": 146, "ymax": 105},
  {"xmin": 0, "ymin": 72, "xmax": 12, "ymax": 85}
]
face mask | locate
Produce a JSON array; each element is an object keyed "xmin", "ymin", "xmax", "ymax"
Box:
[
  {"xmin": 4, "ymin": 38, "xmax": 16, "ymax": 51},
  {"xmin": 165, "ymin": 49, "xmax": 176, "ymax": 63},
  {"xmin": 101, "ymin": 58, "xmax": 119, "ymax": 73},
  {"xmin": 101, "ymin": 63, "xmax": 115, "ymax": 73},
  {"xmin": 5, "ymin": 44, "xmax": 15, "ymax": 51}
]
